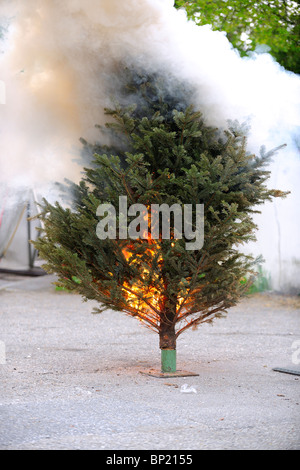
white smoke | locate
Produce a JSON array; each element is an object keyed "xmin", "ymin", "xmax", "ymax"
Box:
[{"xmin": 0, "ymin": 0, "xmax": 299, "ymax": 291}]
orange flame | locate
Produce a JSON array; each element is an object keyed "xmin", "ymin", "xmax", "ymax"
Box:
[{"xmin": 122, "ymin": 237, "xmax": 162, "ymax": 324}]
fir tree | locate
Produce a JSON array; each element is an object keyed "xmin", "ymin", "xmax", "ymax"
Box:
[{"xmin": 34, "ymin": 71, "xmax": 288, "ymax": 373}]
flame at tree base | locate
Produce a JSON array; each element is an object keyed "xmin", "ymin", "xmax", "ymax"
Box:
[{"xmin": 121, "ymin": 239, "xmax": 187, "ymax": 336}]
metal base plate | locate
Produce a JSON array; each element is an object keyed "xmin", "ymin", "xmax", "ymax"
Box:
[{"xmin": 140, "ymin": 369, "xmax": 199, "ymax": 378}]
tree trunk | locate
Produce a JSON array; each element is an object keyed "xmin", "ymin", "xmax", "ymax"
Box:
[
  {"xmin": 159, "ymin": 308, "xmax": 177, "ymax": 373},
  {"xmin": 159, "ymin": 322, "xmax": 176, "ymax": 350}
]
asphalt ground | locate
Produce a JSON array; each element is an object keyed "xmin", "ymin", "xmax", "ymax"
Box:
[{"xmin": 0, "ymin": 273, "xmax": 299, "ymax": 450}]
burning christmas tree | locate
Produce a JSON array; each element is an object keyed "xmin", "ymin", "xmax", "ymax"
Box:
[{"xmin": 34, "ymin": 71, "xmax": 288, "ymax": 376}]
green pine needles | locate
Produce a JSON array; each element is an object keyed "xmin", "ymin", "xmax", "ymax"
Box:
[{"xmin": 34, "ymin": 71, "xmax": 288, "ymax": 363}]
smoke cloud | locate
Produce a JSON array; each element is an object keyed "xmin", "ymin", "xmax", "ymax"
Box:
[{"xmin": 0, "ymin": 0, "xmax": 299, "ymax": 291}]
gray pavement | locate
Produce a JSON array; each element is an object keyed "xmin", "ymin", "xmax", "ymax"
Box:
[{"xmin": 0, "ymin": 273, "xmax": 299, "ymax": 450}]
